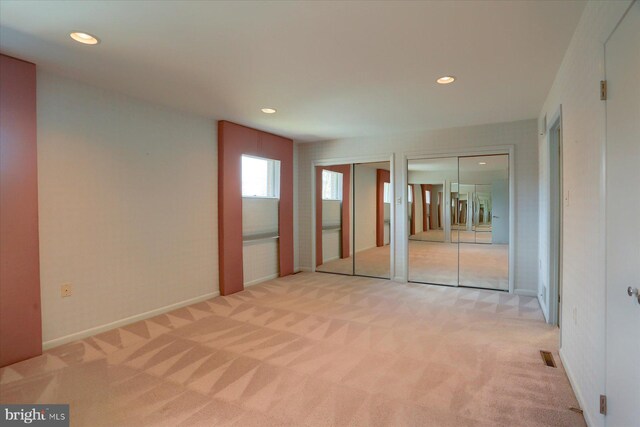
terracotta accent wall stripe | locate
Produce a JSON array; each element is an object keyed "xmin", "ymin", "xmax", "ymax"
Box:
[
  {"xmin": 410, "ymin": 185, "xmax": 416, "ymax": 236},
  {"xmin": 315, "ymin": 167, "xmax": 323, "ymax": 267},
  {"xmin": 376, "ymin": 169, "xmax": 390, "ymax": 247},
  {"xmin": 315, "ymin": 165, "xmax": 351, "ymax": 266},
  {"xmin": 421, "ymin": 184, "xmax": 431, "ymax": 231},
  {"xmin": 218, "ymin": 121, "xmax": 293, "ymax": 296},
  {"xmin": 0, "ymin": 54, "xmax": 42, "ymax": 367}
]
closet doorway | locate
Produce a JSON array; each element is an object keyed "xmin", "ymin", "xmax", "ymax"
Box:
[
  {"xmin": 407, "ymin": 154, "xmax": 510, "ymax": 291},
  {"xmin": 314, "ymin": 160, "xmax": 392, "ymax": 280}
]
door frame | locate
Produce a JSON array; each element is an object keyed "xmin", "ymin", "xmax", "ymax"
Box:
[
  {"xmin": 547, "ymin": 106, "xmax": 564, "ymax": 328},
  {"xmin": 403, "ymin": 145, "xmax": 515, "ymax": 293},
  {"xmin": 311, "ymin": 153, "xmax": 395, "ymax": 279}
]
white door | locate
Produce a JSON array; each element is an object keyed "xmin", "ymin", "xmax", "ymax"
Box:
[
  {"xmin": 605, "ymin": 1, "xmax": 640, "ymax": 425},
  {"xmin": 491, "ymin": 178, "xmax": 509, "ymax": 244}
]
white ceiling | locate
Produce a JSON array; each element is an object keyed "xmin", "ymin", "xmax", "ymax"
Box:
[{"xmin": 0, "ymin": 0, "xmax": 585, "ymax": 142}]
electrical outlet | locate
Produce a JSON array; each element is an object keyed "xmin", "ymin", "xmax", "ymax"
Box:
[{"xmin": 61, "ymin": 283, "xmax": 72, "ymax": 297}]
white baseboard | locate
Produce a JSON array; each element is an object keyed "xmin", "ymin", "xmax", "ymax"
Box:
[
  {"xmin": 299, "ymin": 267, "xmax": 312, "ymax": 272},
  {"xmin": 559, "ymin": 349, "xmax": 598, "ymax": 427},
  {"xmin": 42, "ymin": 291, "xmax": 219, "ymax": 350},
  {"xmin": 538, "ymin": 295, "xmax": 550, "ymax": 323},
  {"xmin": 393, "ymin": 276, "xmax": 407, "ymax": 283},
  {"xmin": 514, "ymin": 288, "xmax": 537, "ymax": 297},
  {"xmin": 244, "ymin": 273, "xmax": 279, "ymax": 287},
  {"xmin": 322, "ymin": 255, "xmax": 340, "ymax": 263}
]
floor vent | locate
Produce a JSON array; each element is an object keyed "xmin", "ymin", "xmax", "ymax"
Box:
[
  {"xmin": 540, "ymin": 350, "xmax": 557, "ymax": 368},
  {"xmin": 569, "ymin": 407, "xmax": 584, "ymax": 415}
]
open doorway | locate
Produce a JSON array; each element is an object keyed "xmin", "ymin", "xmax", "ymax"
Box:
[{"xmin": 549, "ymin": 115, "xmax": 563, "ymax": 327}]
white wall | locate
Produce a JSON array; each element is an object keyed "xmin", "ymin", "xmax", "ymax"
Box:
[
  {"xmin": 297, "ymin": 119, "xmax": 539, "ymax": 293},
  {"xmin": 37, "ymin": 71, "xmax": 218, "ymax": 346},
  {"xmin": 537, "ymin": 2, "xmax": 632, "ymax": 426},
  {"xmin": 321, "ymin": 200, "xmax": 342, "ymax": 262},
  {"xmin": 243, "ymin": 240, "xmax": 279, "ymax": 286},
  {"xmin": 321, "ymin": 230, "xmax": 341, "ymax": 262},
  {"xmin": 242, "ymin": 197, "xmax": 280, "ymax": 285},
  {"xmin": 353, "ymin": 165, "xmax": 377, "ymax": 252}
]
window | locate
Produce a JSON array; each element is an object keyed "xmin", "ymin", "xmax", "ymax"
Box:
[
  {"xmin": 425, "ymin": 190, "xmax": 431, "ymax": 205},
  {"xmin": 241, "ymin": 155, "xmax": 280, "ymax": 198},
  {"xmin": 321, "ymin": 170, "xmax": 343, "ymax": 200},
  {"xmin": 408, "ymin": 185, "xmax": 413, "ymax": 203},
  {"xmin": 383, "ymin": 182, "xmax": 391, "ymax": 203}
]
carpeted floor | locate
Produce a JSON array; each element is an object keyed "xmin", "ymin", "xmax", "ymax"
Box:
[
  {"xmin": 316, "ymin": 246, "xmax": 391, "ymax": 278},
  {"xmin": 318, "ymin": 241, "xmax": 508, "ymax": 290},
  {"xmin": 409, "ymin": 229, "xmax": 493, "ymax": 244},
  {"xmin": 0, "ymin": 273, "xmax": 584, "ymax": 426}
]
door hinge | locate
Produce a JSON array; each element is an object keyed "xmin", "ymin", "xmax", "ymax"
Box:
[
  {"xmin": 600, "ymin": 80, "xmax": 607, "ymax": 100},
  {"xmin": 600, "ymin": 394, "xmax": 607, "ymax": 415}
]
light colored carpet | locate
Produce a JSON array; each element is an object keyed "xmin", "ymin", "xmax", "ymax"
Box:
[
  {"xmin": 317, "ymin": 245, "xmax": 391, "ymax": 278},
  {"xmin": 0, "ymin": 273, "xmax": 584, "ymax": 426},
  {"xmin": 318, "ymin": 241, "xmax": 508, "ymax": 290},
  {"xmin": 410, "ymin": 230, "xmax": 493, "ymax": 244},
  {"xmin": 409, "ymin": 241, "xmax": 509, "ymax": 290}
]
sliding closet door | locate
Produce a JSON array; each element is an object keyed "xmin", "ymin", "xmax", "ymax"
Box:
[
  {"xmin": 407, "ymin": 157, "xmax": 459, "ymax": 286},
  {"xmin": 315, "ymin": 165, "xmax": 354, "ymax": 275},
  {"xmin": 353, "ymin": 162, "xmax": 391, "ymax": 279},
  {"xmin": 458, "ymin": 155, "xmax": 509, "ymax": 290}
]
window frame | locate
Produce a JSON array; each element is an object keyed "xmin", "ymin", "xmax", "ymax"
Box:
[
  {"xmin": 321, "ymin": 169, "xmax": 343, "ymax": 201},
  {"xmin": 241, "ymin": 154, "xmax": 281, "ymax": 199},
  {"xmin": 383, "ymin": 182, "xmax": 392, "ymax": 204}
]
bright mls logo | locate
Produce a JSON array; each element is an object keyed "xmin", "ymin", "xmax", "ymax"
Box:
[{"xmin": 1, "ymin": 405, "xmax": 69, "ymax": 426}]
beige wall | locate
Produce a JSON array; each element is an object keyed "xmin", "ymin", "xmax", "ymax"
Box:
[
  {"xmin": 536, "ymin": 1, "xmax": 633, "ymax": 425},
  {"xmin": 37, "ymin": 71, "xmax": 218, "ymax": 347}
]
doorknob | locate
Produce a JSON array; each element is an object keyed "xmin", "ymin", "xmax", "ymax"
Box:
[
  {"xmin": 493, "ymin": 216, "xmax": 499, "ymax": 219},
  {"xmin": 628, "ymin": 287, "xmax": 640, "ymax": 304}
]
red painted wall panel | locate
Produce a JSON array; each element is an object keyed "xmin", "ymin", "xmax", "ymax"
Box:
[
  {"xmin": 410, "ymin": 184, "xmax": 416, "ymax": 236},
  {"xmin": 421, "ymin": 184, "xmax": 432, "ymax": 231},
  {"xmin": 376, "ymin": 169, "xmax": 390, "ymax": 247},
  {"xmin": 218, "ymin": 121, "xmax": 294, "ymax": 295},
  {"xmin": 0, "ymin": 54, "xmax": 42, "ymax": 367}
]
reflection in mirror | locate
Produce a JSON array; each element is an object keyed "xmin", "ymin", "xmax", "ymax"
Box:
[
  {"xmin": 458, "ymin": 155, "xmax": 509, "ymax": 289},
  {"xmin": 407, "ymin": 157, "xmax": 459, "ymax": 286},
  {"xmin": 354, "ymin": 162, "xmax": 391, "ymax": 279},
  {"xmin": 315, "ymin": 165, "xmax": 353, "ymax": 275}
]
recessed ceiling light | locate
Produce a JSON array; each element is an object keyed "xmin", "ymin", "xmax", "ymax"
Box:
[
  {"xmin": 436, "ymin": 76, "xmax": 456, "ymax": 85},
  {"xmin": 261, "ymin": 108, "xmax": 277, "ymax": 114},
  {"xmin": 70, "ymin": 32, "xmax": 100, "ymax": 45},
  {"xmin": 478, "ymin": 162, "xmax": 487, "ymax": 165}
]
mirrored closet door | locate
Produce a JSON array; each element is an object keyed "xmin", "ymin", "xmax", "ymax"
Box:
[
  {"xmin": 354, "ymin": 162, "xmax": 391, "ymax": 279},
  {"xmin": 408, "ymin": 154, "xmax": 509, "ymax": 290},
  {"xmin": 458, "ymin": 155, "xmax": 509, "ymax": 289},
  {"xmin": 315, "ymin": 164, "xmax": 353, "ymax": 275},
  {"xmin": 407, "ymin": 157, "xmax": 459, "ymax": 286},
  {"xmin": 315, "ymin": 161, "xmax": 391, "ymax": 280}
]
